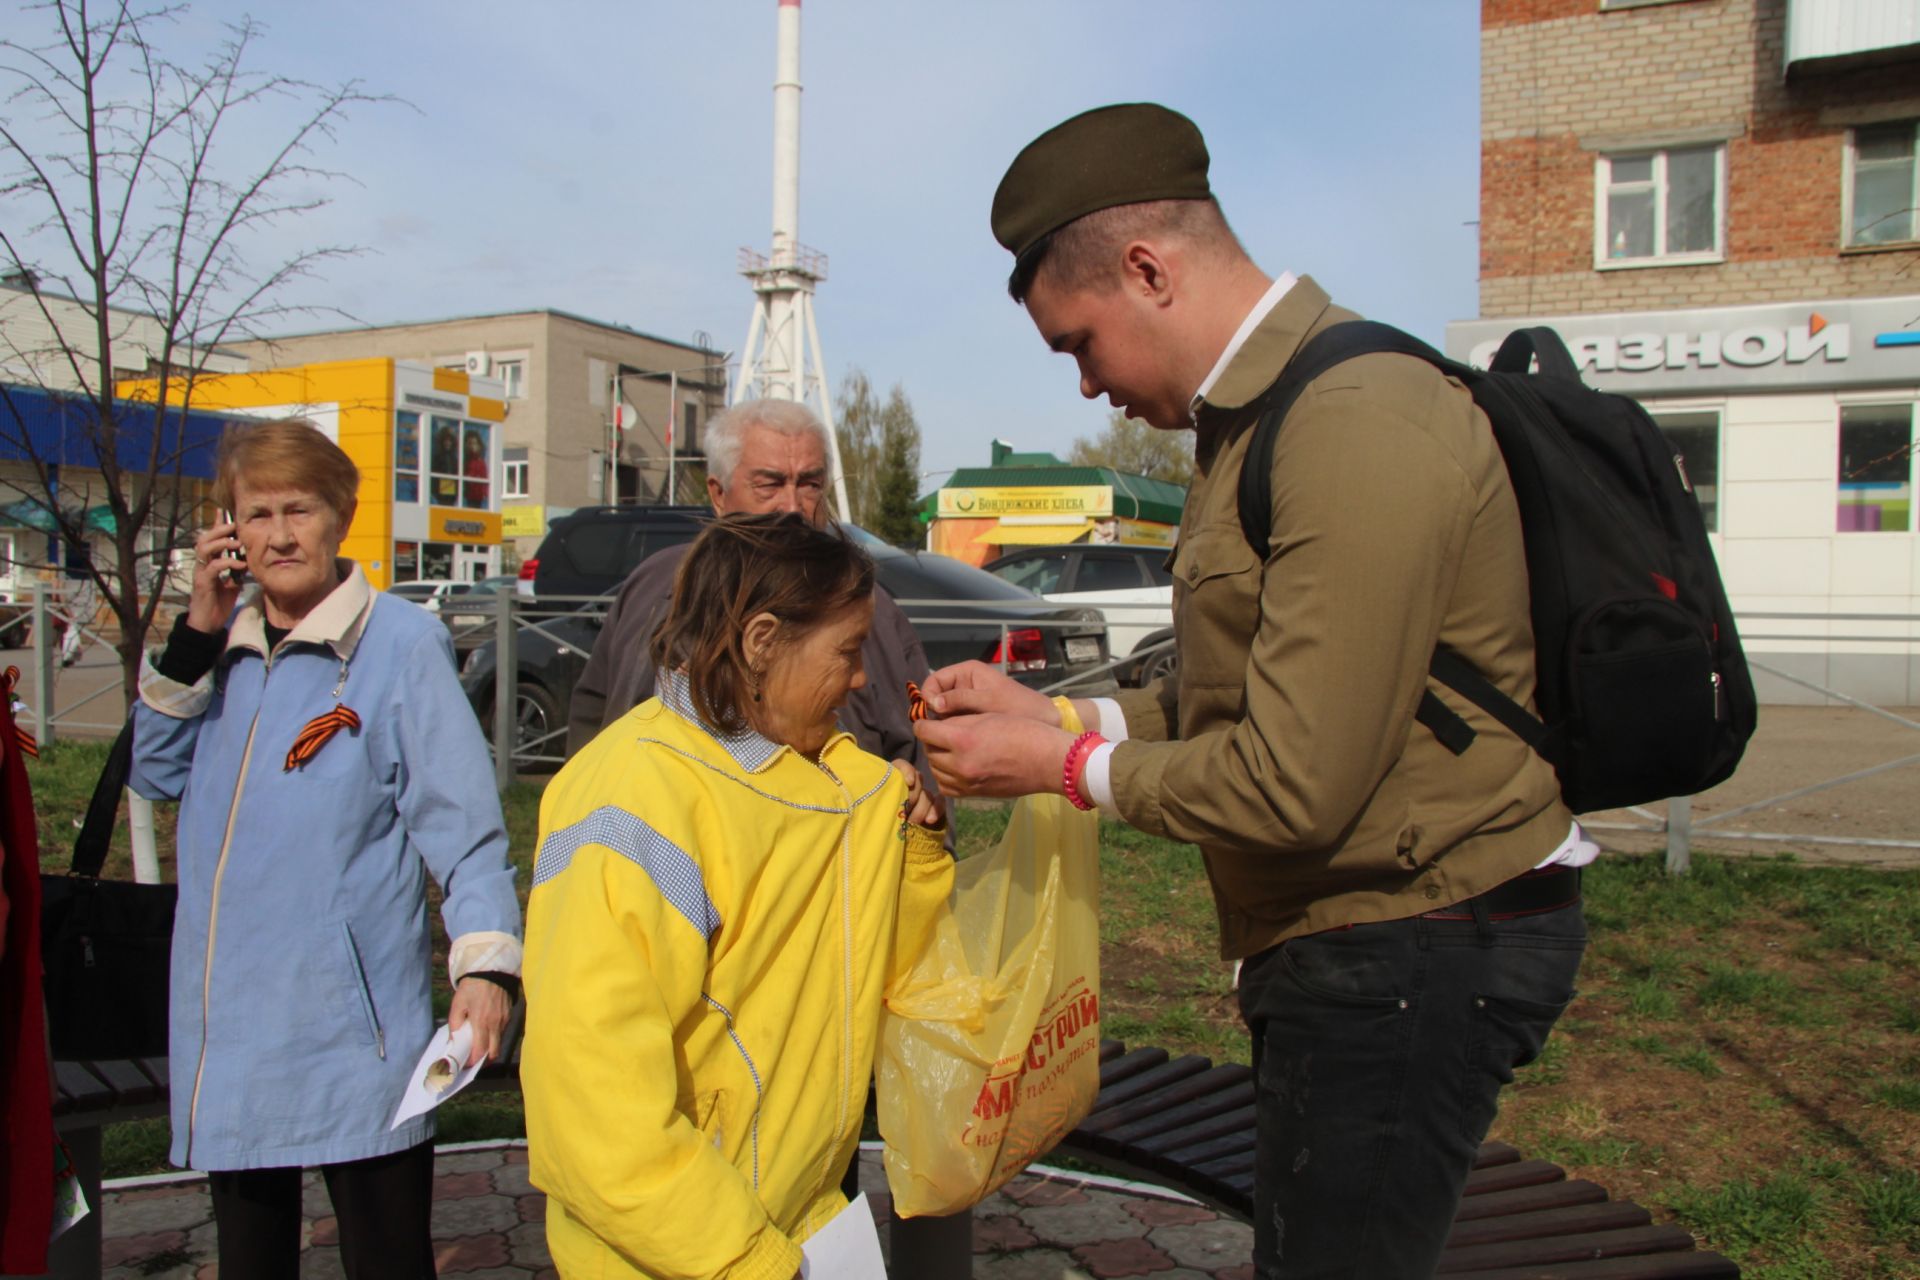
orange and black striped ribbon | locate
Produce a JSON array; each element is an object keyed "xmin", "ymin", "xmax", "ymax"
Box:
[
  {"xmin": 285, "ymin": 705, "xmax": 361, "ymax": 772},
  {"xmin": 4, "ymin": 665, "xmax": 36, "ymax": 758},
  {"xmin": 906, "ymin": 680, "xmax": 930, "ymax": 722}
]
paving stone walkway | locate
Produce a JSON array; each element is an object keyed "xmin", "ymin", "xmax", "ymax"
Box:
[{"xmin": 92, "ymin": 1141, "xmax": 1253, "ymax": 1279}]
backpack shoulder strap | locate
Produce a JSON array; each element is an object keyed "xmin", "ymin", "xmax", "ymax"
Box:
[
  {"xmin": 1230, "ymin": 321, "xmax": 1557, "ymax": 761},
  {"xmin": 1235, "ymin": 320, "xmax": 1449, "ymax": 560}
]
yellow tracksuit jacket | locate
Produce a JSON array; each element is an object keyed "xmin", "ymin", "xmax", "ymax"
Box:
[{"xmin": 521, "ymin": 678, "xmax": 952, "ymax": 1280}]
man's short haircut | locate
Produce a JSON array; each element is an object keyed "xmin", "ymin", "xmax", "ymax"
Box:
[
  {"xmin": 1007, "ymin": 197, "xmax": 1239, "ymax": 302},
  {"xmin": 704, "ymin": 399, "xmax": 832, "ymax": 489}
]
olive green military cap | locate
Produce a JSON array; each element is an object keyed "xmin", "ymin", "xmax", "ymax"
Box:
[{"xmin": 991, "ymin": 103, "xmax": 1211, "ymax": 263}]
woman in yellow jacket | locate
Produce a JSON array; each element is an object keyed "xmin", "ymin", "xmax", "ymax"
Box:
[{"xmin": 521, "ymin": 515, "xmax": 950, "ymax": 1280}]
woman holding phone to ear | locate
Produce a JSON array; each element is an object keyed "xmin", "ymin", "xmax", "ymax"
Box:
[{"xmin": 130, "ymin": 420, "xmax": 521, "ymax": 1280}]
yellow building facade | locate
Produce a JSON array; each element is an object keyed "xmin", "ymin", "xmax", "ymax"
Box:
[{"xmin": 129, "ymin": 359, "xmax": 507, "ymax": 588}]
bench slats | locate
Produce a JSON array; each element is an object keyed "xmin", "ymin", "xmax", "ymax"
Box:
[
  {"xmin": 1441, "ymin": 1250, "xmax": 1740, "ymax": 1279},
  {"xmin": 1099, "ymin": 1081, "xmax": 1254, "ymax": 1146},
  {"xmin": 1474, "ymin": 1141, "xmax": 1523, "ymax": 1169},
  {"xmin": 1095, "ymin": 1046, "xmax": 1170, "ymax": 1090},
  {"xmin": 1439, "ymin": 1224, "xmax": 1699, "ymax": 1272},
  {"xmin": 1446, "ymin": 1201, "xmax": 1652, "ymax": 1250},
  {"xmin": 1157, "ymin": 1128, "xmax": 1256, "ymax": 1171},
  {"xmin": 1080, "ymin": 1054, "xmax": 1214, "ymax": 1115},
  {"xmin": 1451, "ymin": 1180, "xmax": 1613, "ymax": 1222},
  {"xmin": 1125, "ymin": 1104, "xmax": 1257, "ymax": 1159},
  {"xmin": 54, "ymin": 1060, "xmax": 115, "ymax": 1112},
  {"xmin": 1079, "ymin": 1062, "xmax": 1251, "ymax": 1134},
  {"xmin": 89, "ymin": 1057, "xmax": 160, "ymax": 1105},
  {"xmin": 1463, "ymin": 1159, "xmax": 1566, "ymax": 1197}
]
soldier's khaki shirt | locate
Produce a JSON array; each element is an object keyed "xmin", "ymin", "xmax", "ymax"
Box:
[{"xmin": 1108, "ymin": 277, "xmax": 1572, "ymax": 960}]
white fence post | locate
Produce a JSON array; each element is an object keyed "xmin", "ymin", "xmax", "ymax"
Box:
[
  {"xmin": 30, "ymin": 583, "xmax": 53, "ymax": 746},
  {"xmin": 1665, "ymin": 794, "xmax": 1692, "ymax": 876}
]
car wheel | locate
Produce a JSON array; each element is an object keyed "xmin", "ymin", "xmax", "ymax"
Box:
[
  {"xmin": 1136, "ymin": 644, "xmax": 1178, "ymax": 686},
  {"xmin": 512, "ymin": 681, "xmax": 564, "ymax": 762}
]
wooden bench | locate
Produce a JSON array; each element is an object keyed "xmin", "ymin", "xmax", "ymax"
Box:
[
  {"xmin": 47, "ymin": 1044, "xmax": 1739, "ymax": 1279},
  {"xmin": 1061, "ymin": 1039, "xmax": 1740, "ymax": 1279}
]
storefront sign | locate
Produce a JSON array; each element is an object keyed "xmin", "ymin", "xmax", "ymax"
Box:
[
  {"xmin": 501, "ymin": 504, "xmax": 546, "ymax": 537},
  {"xmin": 428, "ymin": 507, "xmax": 502, "ymax": 544},
  {"xmin": 937, "ymin": 485, "xmax": 1113, "ymax": 519},
  {"xmin": 1113, "ymin": 518, "xmax": 1177, "ymax": 548},
  {"xmin": 1446, "ymin": 295, "xmax": 1920, "ymax": 395},
  {"xmin": 403, "ymin": 391, "xmax": 466, "ymax": 413}
]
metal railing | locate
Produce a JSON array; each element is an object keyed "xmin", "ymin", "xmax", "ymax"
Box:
[
  {"xmin": 5, "ymin": 582, "xmax": 145, "ymax": 745},
  {"xmin": 1581, "ymin": 610, "xmax": 1920, "ymax": 873},
  {"xmin": 454, "ymin": 592, "xmax": 1184, "ymax": 783},
  {"xmin": 471, "ymin": 595, "xmax": 1920, "ymax": 862}
]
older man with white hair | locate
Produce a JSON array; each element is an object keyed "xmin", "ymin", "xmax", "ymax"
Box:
[{"xmin": 566, "ymin": 400, "xmax": 941, "ymax": 818}]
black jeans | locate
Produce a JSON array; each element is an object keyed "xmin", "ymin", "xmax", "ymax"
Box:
[
  {"xmin": 1236, "ymin": 898, "xmax": 1586, "ymax": 1279},
  {"xmin": 205, "ymin": 1139, "xmax": 437, "ymax": 1280}
]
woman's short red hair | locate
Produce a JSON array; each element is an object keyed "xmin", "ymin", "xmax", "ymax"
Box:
[{"xmin": 213, "ymin": 420, "xmax": 360, "ymax": 520}]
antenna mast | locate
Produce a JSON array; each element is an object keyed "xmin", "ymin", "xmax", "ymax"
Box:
[{"xmin": 734, "ymin": 0, "xmax": 849, "ymax": 521}]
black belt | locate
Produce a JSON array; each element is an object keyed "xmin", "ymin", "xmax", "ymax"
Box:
[{"xmin": 1420, "ymin": 865, "xmax": 1582, "ymax": 922}]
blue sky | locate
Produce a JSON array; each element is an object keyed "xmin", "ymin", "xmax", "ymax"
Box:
[{"xmin": 6, "ymin": 0, "xmax": 1484, "ymax": 481}]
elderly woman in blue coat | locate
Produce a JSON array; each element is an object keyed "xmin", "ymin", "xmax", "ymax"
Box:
[{"xmin": 131, "ymin": 420, "xmax": 522, "ymax": 1280}]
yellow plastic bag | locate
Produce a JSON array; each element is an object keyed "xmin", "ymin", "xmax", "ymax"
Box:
[{"xmin": 877, "ymin": 793, "xmax": 1102, "ymax": 1217}]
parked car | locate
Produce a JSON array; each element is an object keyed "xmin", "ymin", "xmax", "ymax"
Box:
[
  {"xmin": 438, "ymin": 575, "xmax": 521, "ymax": 652},
  {"xmin": 513, "ymin": 505, "xmax": 709, "ymax": 600},
  {"xmin": 386, "ymin": 579, "xmax": 470, "ymax": 614},
  {"xmin": 983, "ymin": 543, "xmax": 1175, "ymax": 685},
  {"xmin": 463, "ymin": 511, "xmax": 1114, "ymax": 766}
]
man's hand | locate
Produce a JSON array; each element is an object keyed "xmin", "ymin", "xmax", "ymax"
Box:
[
  {"xmin": 919, "ymin": 661, "xmax": 1062, "ymax": 724},
  {"xmin": 915, "ymin": 712, "xmax": 1075, "ymax": 798}
]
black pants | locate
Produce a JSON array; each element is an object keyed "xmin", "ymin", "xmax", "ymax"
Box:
[
  {"xmin": 1237, "ymin": 898, "xmax": 1586, "ymax": 1279},
  {"xmin": 205, "ymin": 1139, "xmax": 437, "ymax": 1280}
]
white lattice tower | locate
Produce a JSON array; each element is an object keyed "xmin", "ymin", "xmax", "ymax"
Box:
[{"xmin": 735, "ymin": 0, "xmax": 850, "ymax": 521}]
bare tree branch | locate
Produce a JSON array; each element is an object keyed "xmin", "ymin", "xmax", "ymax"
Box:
[{"xmin": 0, "ymin": 0, "xmax": 391, "ymax": 700}]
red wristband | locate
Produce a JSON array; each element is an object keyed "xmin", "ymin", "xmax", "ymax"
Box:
[{"xmin": 1062, "ymin": 730, "xmax": 1107, "ymax": 811}]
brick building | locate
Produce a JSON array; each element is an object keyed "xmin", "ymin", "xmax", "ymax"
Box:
[{"xmin": 1448, "ymin": 0, "xmax": 1920, "ymax": 704}]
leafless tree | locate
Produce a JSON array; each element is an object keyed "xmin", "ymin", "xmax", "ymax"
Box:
[{"xmin": 0, "ymin": 0, "xmax": 386, "ymax": 700}]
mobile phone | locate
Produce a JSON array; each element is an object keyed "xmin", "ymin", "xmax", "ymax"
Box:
[{"xmin": 218, "ymin": 510, "xmax": 246, "ymax": 583}]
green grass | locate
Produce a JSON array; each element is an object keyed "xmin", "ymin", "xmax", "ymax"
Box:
[{"xmin": 1666, "ymin": 1174, "xmax": 1829, "ymax": 1260}]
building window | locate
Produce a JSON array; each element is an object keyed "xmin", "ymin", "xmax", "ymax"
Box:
[
  {"xmin": 682, "ymin": 400, "xmax": 699, "ymax": 452},
  {"xmin": 494, "ymin": 358, "xmax": 526, "ymax": 400},
  {"xmin": 504, "ymin": 460, "xmax": 530, "ymax": 500},
  {"xmin": 1836, "ymin": 404, "xmax": 1913, "ymax": 533},
  {"xmin": 1846, "ymin": 120, "xmax": 1918, "ymax": 248},
  {"xmin": 1596, "ymin": 145, "xmax": 1723, "ymax": 266},
  {"xmin": 394, "ymin": 411, "xmax": 422, "ymax": 504},
  {"xmin": 1652, "ymin": 410, "xmax": 1720, "ymax": 532},
  {"xmin": 461, "ymin": 422, "xmax": 491, "ymax": 510}
]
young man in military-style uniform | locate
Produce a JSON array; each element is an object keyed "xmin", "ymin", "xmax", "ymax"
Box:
[{"xmin": 915, "ymin": 103, "xmax": 1591, "ymax": 1278}]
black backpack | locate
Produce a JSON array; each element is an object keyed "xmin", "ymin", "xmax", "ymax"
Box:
[{"xmin": 1235, "ymin": 320, "xmax": 1755, "ymax": 814}]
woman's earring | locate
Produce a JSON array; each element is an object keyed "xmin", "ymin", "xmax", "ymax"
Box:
[{"xmin": 748, "ymin": 669, "xmax": 762, "ymax": 702}]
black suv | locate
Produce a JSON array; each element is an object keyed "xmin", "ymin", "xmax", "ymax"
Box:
[
  {"xmin": 463, "ymin": 510, "xmax": 1114, "ymax": 766},
  {"xmin": 523, "ymin": 505, "xmax": 709, "ymax": 599}
]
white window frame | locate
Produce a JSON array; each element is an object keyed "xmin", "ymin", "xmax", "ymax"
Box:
[
  {"xmin": 1842, "ymin": 119, "xmax": 1920, "ymax": 250},
  {"xmin": 1647, "ymin": 403, "xmax": 1724, "ymax": 534},
  {"xmin": 493, "ymin": 357, "xmax": 527, "ymax": 400},
  {"xmin": 1594, "ymin": 145, "xmax": 1726, "ymax": 269},
  {"xmin": 503, "ymin": 459, "xmax": 531, "ymax": 500}
]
